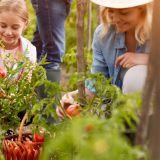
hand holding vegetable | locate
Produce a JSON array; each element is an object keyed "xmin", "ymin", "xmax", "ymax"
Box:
[{"xmin": 56, "ymin": 90, "xmax": 80, "ymax": 118}]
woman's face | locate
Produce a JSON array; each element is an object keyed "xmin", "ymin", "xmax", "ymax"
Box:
[{"xmin": 108, "ymin": 7, "xmax": 144, "ymax": 33}]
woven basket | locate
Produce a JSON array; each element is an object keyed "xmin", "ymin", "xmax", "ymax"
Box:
[{"xmin": 2, "ymin": 133, "xmax": 43, "ymax": 160}]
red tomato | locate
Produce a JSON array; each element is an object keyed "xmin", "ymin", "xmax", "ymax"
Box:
[
  {"xmin": 65, "ymin": 104, "xmax": 80, "ymax": 117},
  {"xmin": 0, "ymin": 68, "xmax": 5, "ymax": 78},
  {"xmin": 33, "ymin": 133, "xmax": 44, "ymax": 143},
  {"xmin": 84, "ymin": 124, "xmax": 94, "ymax": 132}
]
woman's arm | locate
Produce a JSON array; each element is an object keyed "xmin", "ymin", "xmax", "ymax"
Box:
[{"xmin": 91, "ymin": 25, "xmax": 109, "ymax": 77}]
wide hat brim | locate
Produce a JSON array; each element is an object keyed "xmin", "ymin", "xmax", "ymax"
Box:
[{"xmin": 91, "ymin": 0, "xmax": 152, "ymax": 8}]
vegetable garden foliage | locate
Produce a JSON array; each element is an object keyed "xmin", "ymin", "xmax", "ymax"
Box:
[
  {"xmin": 0, "ymin": 53, "xmax": 61, "ymax": 133},
  {"xmin": 0, "ymin": 53, "xmax": 62, "ymax": 159},
  {"xmin": 65, "ymin": 0, "xmax": 99, "ymax": 52},
  {"xmin": 41, "ymin": 73, "xmax": 146, "ymax": 160},
  {"xmin": 24, "ymin": 0, "xmax": 36, "ymax": 41},
  {"xmin": 0, "ymin": 1, "xmax": 147, "ymax": 159}
]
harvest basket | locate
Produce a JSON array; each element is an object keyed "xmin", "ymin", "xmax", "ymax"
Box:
[
  {"xmin": 2, "ymin": 133, "xmax": 43, "ymax": 160},
  {"xmin": 2, "ymin": 113, "xmax": 43, "ymax": 160}
]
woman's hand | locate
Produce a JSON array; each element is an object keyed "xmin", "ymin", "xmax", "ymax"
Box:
[
  {"xmin": 115, "ymin": 52, "xmax": 149, "ymax": 68},
  {"xmin": 56, "ymin": 90, "xmax": 78, "ymax": 119},
  {"xmin": 56, "ymin": 88, "xmax": 95, "ymax": 119}
]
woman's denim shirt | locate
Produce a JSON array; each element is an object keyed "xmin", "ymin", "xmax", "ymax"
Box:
[{"xmin": 85, "ymin": 24, "xmax": 150, "ymax": 93}]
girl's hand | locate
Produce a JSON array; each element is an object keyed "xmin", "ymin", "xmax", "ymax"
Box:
[{"xmin": 115, "ymin": 52, "xmax": 149, "ymax": 68}]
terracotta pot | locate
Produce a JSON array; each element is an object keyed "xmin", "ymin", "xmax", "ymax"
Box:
[{"xmin": 2, "ymin": 133, "xmax": 43, "ymax": 160}]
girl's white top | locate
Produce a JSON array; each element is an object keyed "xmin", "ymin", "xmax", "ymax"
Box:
[{"xmin": 0, "ymin": 36, "xmax": 37, "ymax": 72}]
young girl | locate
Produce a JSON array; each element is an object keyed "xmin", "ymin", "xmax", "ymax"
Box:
[
  {"xmin": 0, "ymin": 0, "xmax": 37, "ymax": 123},
  {"xmin": 56, "ymin": 0, "xmax": 153, "ymax": 118},
  {"xmin": 0, "ymin": 0, "xmax": 36, "ymax": 74}
]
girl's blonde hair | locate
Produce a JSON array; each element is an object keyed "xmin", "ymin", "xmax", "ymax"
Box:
[
  {"xmin": 0, "ymin": 0, "xmax": 29, "ymax": 24},
  {"xmin": 100, "ymin": 4, "xmax": 153, "ymax": 45}
]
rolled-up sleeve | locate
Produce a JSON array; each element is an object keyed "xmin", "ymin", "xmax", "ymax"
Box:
[
  {"xmin": 85, "ymin": 26, "xmax": 109, "ymax": 94},
  {"xmin": 91, "ymin": 26, "xmax": 109, "ymax": 77}
]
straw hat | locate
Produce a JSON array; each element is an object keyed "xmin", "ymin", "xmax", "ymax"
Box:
[{"xmin": 91, "ymin": 0, "xmax": 152, "ymax": 8}]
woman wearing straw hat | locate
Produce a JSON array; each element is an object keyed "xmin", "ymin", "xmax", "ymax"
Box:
[
  {"xmin": 56, "ymin": 0, "xmax": 153, "ymax": 118},
  {"xmin": 87, "ymin": 0, "xmax": 153, "ymax": 94}
]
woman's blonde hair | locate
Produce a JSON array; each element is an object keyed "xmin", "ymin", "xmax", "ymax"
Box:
[
  {"xmin": 100, "ymin": 4, "xmax": 153, "ymax": 45},
  {"xmin": 0, "ymin": 0, "xmax": 29, "ymax": 24}
]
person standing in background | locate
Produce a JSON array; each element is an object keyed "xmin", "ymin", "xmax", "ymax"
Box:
[{"xmin": 31, "ymin": 0, "xmax": 71, "ymax": 84}]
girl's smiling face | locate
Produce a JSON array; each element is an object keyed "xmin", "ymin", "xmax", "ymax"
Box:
[
  {"xmin": 108, "ymin": 7, "xmax": 144, "ymax": 33},
  {"xmin": 0, "ymin": 11, "xmax": 27, "ymax": 50}
]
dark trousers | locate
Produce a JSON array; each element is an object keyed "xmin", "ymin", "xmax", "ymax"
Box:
[{"xmin": 31, "ymin": 0, "xmax": 71, "ymax": 68}]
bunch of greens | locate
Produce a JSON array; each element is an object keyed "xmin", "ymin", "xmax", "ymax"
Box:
[{"xmin": 0, "ymin": 53, "xmax": 61, "ymax": 131}]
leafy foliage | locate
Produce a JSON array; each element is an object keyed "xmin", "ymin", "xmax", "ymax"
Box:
[
  {"xmin": 0, "ymin": 54, "xmax": 61, "ymax": 131},
  {"xmin": 41, "ymin": 117, "xmax": 145, "ymax": 160},
  {"xmin": 24, "ymin": 0, "xmax": 36, "ymax": 41},
  {"xmin": 0, "ymin": 2, "xmax": 148, "ymax": 159},
  {"xmin": 41, "ymin": 73, "xmax": 146, "ymax": 160},
  {"xmin": 41, "ymin": 104, "xmax": 145, "ymax": 160}
]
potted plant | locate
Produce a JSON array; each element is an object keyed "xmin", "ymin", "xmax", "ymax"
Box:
[{"xmin": 0, "ymin": 53, "xmax": 61, "ymax": 159}]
